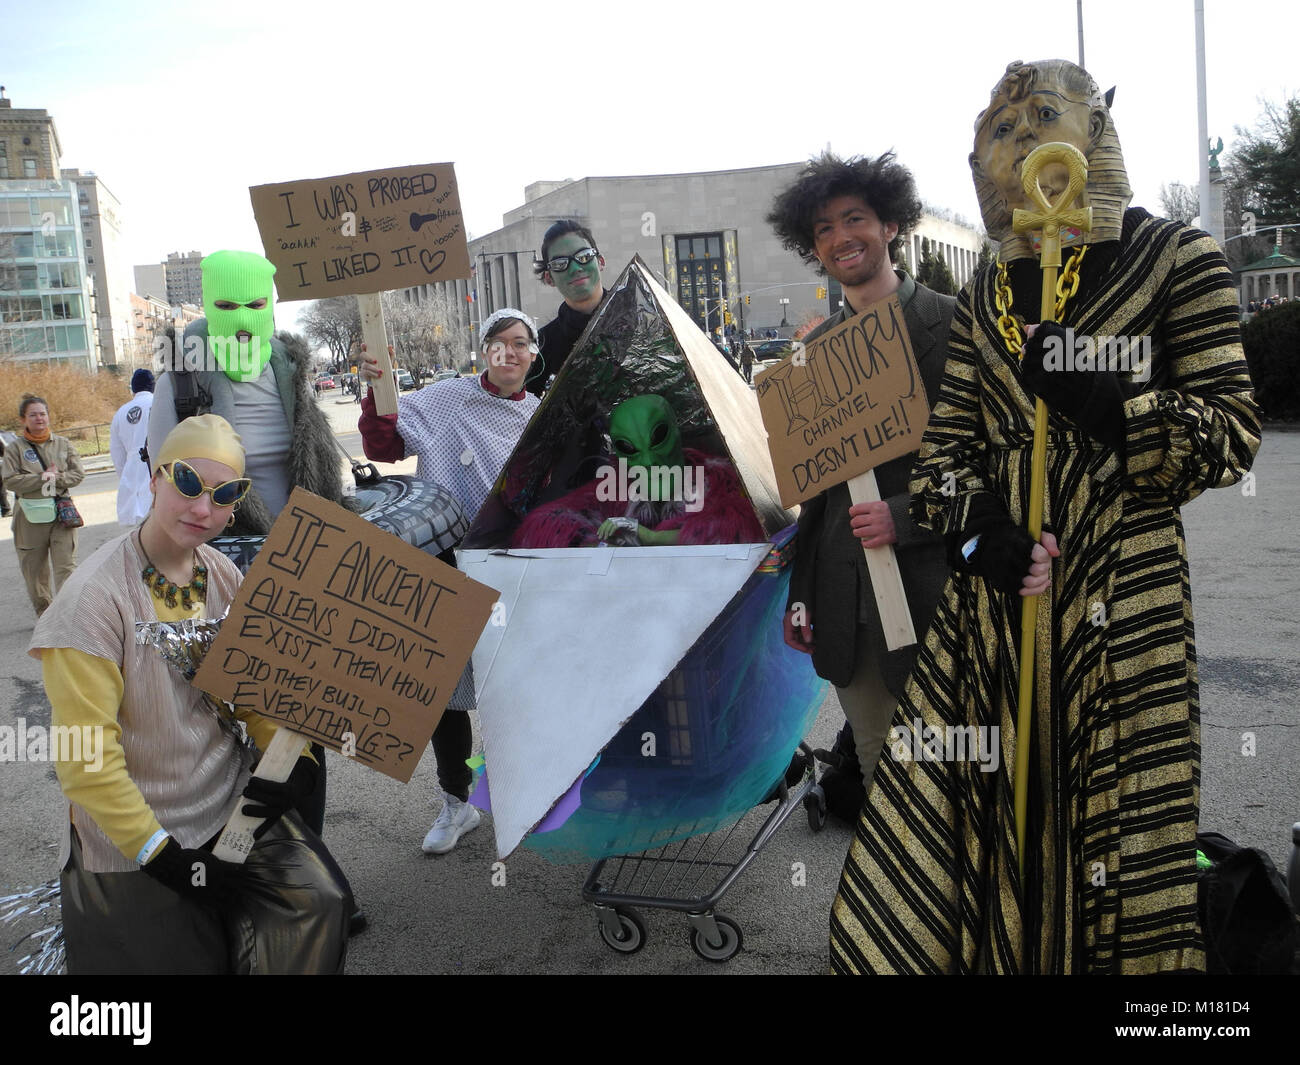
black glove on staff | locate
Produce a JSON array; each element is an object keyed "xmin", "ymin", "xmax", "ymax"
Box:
[
  {"xmin": 142, "ymin": 837, "xmax": 249, "ymax": 908},
  {"xmin": 241, "ymin": 754, "xmax": 320, "ymax": 840},
  {"xmin": 948, "ymin": 493, "xmax": 1039, "ymax": 598},
  {"xmin": 1020, "ymin": 322, "xmax": 1127, "ymax": 450}
]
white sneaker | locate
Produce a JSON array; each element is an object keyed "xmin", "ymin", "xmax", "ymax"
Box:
[{"xmin": 421, "ymin": 792, "xmax": 481, "ymax": 854}]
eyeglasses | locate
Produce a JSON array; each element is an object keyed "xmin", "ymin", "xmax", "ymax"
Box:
[
  {"xmin": 544, "ymin": 247, "xmax": 599, "ymax": 274},
  {"xmin": 163, "ymin": 460, "xmax": 252, "ymax": 507},
  {"xmin": 484, "ymin": 337, "xmax": 538, "ymax": 360}
]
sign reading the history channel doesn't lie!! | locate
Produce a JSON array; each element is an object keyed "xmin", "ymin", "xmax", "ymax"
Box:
[{"xmin": 754, "ymin": 294, "xmax": 930, "ymax": 509}]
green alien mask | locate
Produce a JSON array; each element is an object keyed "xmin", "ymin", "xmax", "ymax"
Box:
[
  {"xmin": 609, "ymin": 394, "xmax": 684, "ymax": 501},
  {"xmin": 201, "ymin": 250, "xmax": 277, "ymax": 382}
]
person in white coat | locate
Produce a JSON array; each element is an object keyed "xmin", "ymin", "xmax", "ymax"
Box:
[{"xmin": 109, "ymin": 369, "xmax": 156, "ymax": 526}]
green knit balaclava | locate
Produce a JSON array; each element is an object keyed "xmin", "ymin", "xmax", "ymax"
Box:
[
  {"xmin": 609, "ymin": 395, "xmax": 684, "ymax": 500},
  {"xmin": 202, "ymin": 250, "xmax": 277, "ymax": 382}
]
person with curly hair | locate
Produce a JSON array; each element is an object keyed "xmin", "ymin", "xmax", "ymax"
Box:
[{"xmin": 766, "ymin": 152, "xmax": 956, "ymax": 818}]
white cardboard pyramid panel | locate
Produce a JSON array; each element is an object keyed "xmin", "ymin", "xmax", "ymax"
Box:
[{"xmin": 461, "ymin": 544, "xmax": 768, "ymax": 858}]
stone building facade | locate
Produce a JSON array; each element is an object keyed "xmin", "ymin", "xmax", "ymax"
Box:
[{"xmin": 401, "ymin": 163, "xmax": 985, "ymax": 354}]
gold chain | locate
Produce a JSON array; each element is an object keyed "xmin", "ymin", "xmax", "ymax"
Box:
[{"xmin": 994, "ymin": 245, "xmax": 1088, "ymax": 358}]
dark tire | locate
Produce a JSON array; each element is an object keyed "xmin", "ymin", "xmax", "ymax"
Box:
[
  {"xmin": 597, "ymin": 907, "xmax": 646, "ymax": 954},
  {"xmin": 804, "ymin": 790, "xmax": 827, "ymax": 833},
  {"xmin": 355, "ymin": 475, "xmax": 467, "ymax": 555},
  {"xmin": 689, "ymin": 914, "xmax": 742, "ymax": 963},
  {"xmin": 208, "ymin": 475, "xmax": 467, "ymax": 574}
]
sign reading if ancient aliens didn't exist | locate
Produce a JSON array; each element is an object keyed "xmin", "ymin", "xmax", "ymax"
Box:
[
  {"xmin": 754, "ymin": 295, "xmax": 930, "ymax": 509},
  {"xmin": 249, "ymin": 163, "xmax": 472, "ymax": 300},
  {"xmin": 193, "ymin": 489, "xmax": 498, "ymax": 783}
]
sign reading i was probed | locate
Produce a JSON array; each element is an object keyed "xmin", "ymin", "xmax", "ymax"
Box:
[
  {"xmin": 249, "ymin": 164, "xmax": 472, "ymax": 300},
  {"xmin": 193, "ymin": 489, "xmax": 498, "ymax": 783},
  {"xmin": 754, "ymin": 295, "xmax": 930, "ymax": 508}
]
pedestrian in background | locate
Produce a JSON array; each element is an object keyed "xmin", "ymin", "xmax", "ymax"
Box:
[
  {"xmin": 110, "ymin": 369, "xmax": 156, "ymax": 527},
  {"xmin": 2, "ymin": 395, "xmax": 85, "ymax": 617}
]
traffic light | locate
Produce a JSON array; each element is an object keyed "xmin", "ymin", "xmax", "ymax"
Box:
[
  {"xmin": 745, "ymin": 294, "xmax": 751, "ymax": 305},
  {"xmin": 816, "ymin": 286, "xmax": 827, "ymax": 300},
  {"xmin": 723, "ymin": 310, "xmax": 733, "ymax": 325}
]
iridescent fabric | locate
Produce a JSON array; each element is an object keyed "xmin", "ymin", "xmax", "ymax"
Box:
[{"xmin": 524, "ymin": 563, "xmax": 826, "ymax": 863}]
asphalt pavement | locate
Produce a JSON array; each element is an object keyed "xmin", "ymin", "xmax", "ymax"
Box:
[{"xmin": 1, "ymin": 398, "xmax": 1295, "ymax": 975}]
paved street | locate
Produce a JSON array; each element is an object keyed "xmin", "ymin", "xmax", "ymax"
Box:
[{"xmin": 1, "ymin": 403, "xmax": 1295, "ymax": 974}]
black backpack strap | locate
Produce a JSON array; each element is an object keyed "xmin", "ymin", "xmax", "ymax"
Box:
[{"xmin": 172, "ymin": 369, "xmax": 212, "ymax": 421}]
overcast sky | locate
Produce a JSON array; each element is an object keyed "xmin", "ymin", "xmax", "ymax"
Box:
[{"xmin": 4, "ymin": 0, "xmax": 1294, "ymax": 330}]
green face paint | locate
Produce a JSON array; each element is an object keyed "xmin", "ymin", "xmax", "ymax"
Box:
[
  {"xmin": 609, "ymin": 395, "xmax": 684, "ymax": 501},
  {"xmin": 546, "ymin": 232, "xmax": 602, "ymax": 308},
  {"xmin": 201, "ymin": 250, "xmax": 277, "ymax": 382}
]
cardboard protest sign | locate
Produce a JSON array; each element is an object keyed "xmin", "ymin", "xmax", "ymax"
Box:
[
  {"xmin": 754, "ymin": 295, "xmax": 929, "ymax": 509},
  {"xmin": 194, "ymin": 488, "xmax": 498, "ymax": 783},
  {"xmin": 249, "ymin": 163, "xmax": 472, "ymax": 301}
]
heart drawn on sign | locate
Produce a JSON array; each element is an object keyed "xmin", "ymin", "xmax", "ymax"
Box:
[{"xmin": 420, "ymin": 249, "xmax": 447, "ymax": 275}]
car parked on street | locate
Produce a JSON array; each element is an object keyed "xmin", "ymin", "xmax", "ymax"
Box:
[
  {"xmin": 396, "ymin": 369, "xmax": 417, "ymax": 391},
  {"xmin": 755, "ymin": 340, "xmax": 795, "ymax": 362}
]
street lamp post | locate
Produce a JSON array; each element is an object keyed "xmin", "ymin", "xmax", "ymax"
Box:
[{"xmin": 778, "ymin": 297, "xmax": 790, "ymax": 328}]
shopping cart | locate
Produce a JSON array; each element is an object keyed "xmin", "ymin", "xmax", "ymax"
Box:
[{"xmin": 581, "ymin": 743, "xmax": 826, "ymax": 962}]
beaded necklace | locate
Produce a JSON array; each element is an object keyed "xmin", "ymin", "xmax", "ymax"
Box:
[{"xmin": 137, "ymin": 529, "xmax": 207, "ymax": 610}]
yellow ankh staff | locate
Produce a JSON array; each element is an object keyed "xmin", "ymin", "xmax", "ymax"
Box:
[{"xmin": 1010, "ymin": 142, "xmax": 1092, "ymax": 877}]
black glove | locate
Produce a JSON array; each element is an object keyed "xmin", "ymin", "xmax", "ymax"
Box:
[
  {"xmin": 240, "ymin": 754, "xmax": 319, "ymax": 840},
  {"xmin": 947, "ymin": 493, "xmax": 1037, "ymax": 598},
  {"xmin": 1020, "ymin": 322, "xmax": 1127, "ymax": 449},
  {"xmin": 141, "ymin": 836, "xmax": 248, "ymax": 908}
]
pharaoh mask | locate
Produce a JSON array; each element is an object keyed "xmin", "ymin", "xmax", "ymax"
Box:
[{"xmin": 970, "ymin": 59, "xmax": 1132, "ymax": 261}]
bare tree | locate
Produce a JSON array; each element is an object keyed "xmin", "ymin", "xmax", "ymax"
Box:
[
  {"xmin": 380, "ymin": 289, "xmax": 471, "ymax": 373},
  {"xmin": 1158, "ymin": 181, "xmax": 1199, "ymax": 224},
  {"xmin": 299, "ymin": 296, "xmax": 362, "ymax": 371}
]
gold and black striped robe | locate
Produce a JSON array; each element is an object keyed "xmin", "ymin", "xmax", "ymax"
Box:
[{"xmin": 830, "ymin": 210, "xmax": 1261, "ymax": 974}]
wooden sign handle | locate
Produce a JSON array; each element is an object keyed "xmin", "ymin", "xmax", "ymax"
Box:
[
  {"xmin": 847, "ymin": 470, "xmax": 916, "ymax": 650},
  {"xmin": 359, "ymin": 292, "xmax": 398, "ymax": 416},
  {"xmin": 212, "ymin": 727, "xmax": 309, "ymax": 863}
]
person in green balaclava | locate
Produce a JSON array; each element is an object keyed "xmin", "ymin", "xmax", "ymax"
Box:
[{"xmin": 202, "ymin": 250, "xmax": 278, "ymax": 381}]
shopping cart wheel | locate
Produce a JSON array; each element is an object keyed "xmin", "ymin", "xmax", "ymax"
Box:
[
  {"xmin": 596, "ymin": 906, "xmax": 646, "ymax": 954},
  {"xmin": 804, "ymin": 789, "xmax": 827, "ymax": 832},
  {"xmin": 689, "ymin": 913, "xmax": 743, "ymax": 963}
]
